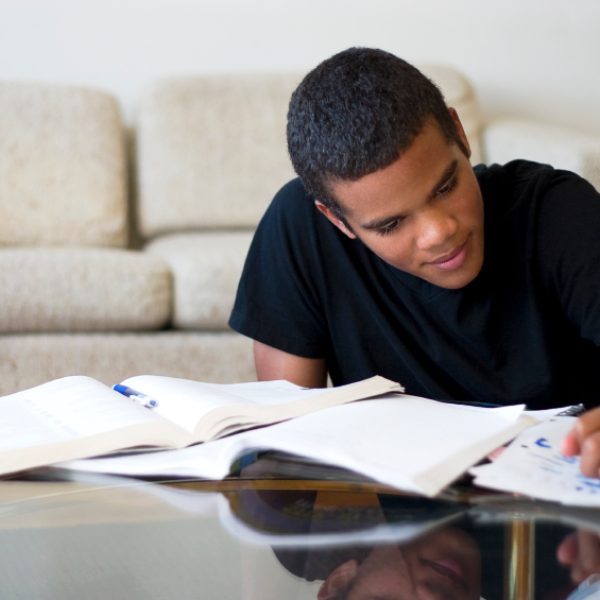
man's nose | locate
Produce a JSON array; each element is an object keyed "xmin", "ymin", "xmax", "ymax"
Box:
[{"xmin": 415, "ymin": 208, "xmax": 458, "ymax": 250}]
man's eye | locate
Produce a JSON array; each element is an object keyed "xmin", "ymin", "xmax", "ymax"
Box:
[
  {"xmin": 437, "ymin": 175, "xmax": 458, "ymax": 197},
  {"xmin": 376, "ymin": 219, "xmax": 402, "ymax": 236}
]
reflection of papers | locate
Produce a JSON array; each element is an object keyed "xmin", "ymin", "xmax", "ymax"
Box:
[
  {"xmin": 0, "ymin": 471, "xmax": 222, "ymax": 530},
  {"xmin": 470, "ymin": 417, "xmax": 600, "ymax": 507},
  {"xmin": 470, "ymin": 498, "xmax": 600, "ymax": 535},
  {"xmin": 217, "ymin": 493, "xmax": 467, "ymax": 549}
]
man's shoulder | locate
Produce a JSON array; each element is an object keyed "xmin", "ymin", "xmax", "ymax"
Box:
[
  {"xmin": 476, "ymin": 159, "xmax": 596, "ymax": 217},
  {"xmin": 271, "ymin": 177, "xmax": 313, "ymax": 207},
  {"xmin": 476, "ymin": 159, "xmax": 553, "ymax": 185},
  {"xmin": 260, "ymin": 177, "xmax": 312, "ymax": 224},
  {"xmin": 476, "ymin": 159, "xmax": 589, "ymax": 193},
  {"xmin": 260, "ymin": 177, "xmax": 329, "ymax": 236}
]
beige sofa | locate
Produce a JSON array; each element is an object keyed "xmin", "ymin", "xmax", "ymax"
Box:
[{"xmin": 1, "ymin": 66, "xmax": 599, "ymax": 395}]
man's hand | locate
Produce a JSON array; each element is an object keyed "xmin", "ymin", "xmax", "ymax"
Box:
[
  {"xmin": 557, "ymin": 529, "xmax": 600, "ymax": 585},
  {"xmin": 561, "ymin": 407, "xmax": 600, "ymax": 477}
]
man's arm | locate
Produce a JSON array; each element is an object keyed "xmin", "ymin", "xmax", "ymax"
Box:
[
  {"xmin": 254, "ymin": 341, "xmax": 327, "ymax": 388},
  {"xmin": 561, "ymin": 408, "xmax": 600, "ymax": 477}
]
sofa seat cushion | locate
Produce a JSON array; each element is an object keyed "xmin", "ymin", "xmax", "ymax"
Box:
[
  {"xmin": 144, "ymin": 232, "xmax": 253, "ymax": 329},
  {"xmin": 0, "ymin": 249, "xmax": 171, "ymax": 332},
  {"xmin": 0, "ymin": 82, "xmax": 128, "ymax": 247}
]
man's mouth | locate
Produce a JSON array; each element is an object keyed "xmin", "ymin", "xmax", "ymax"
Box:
[{"xmin": 428, "ymin": 240, "xmax": 468, "ymax": 271}]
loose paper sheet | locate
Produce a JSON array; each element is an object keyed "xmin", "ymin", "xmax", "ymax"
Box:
[{"xmin": 470, "ymin": 417, "xmax": 600, "ymax": 506}]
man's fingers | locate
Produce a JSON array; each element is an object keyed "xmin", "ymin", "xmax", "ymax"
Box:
[
  {"xmin": 561, "ymin": 409, "xmax": 600, "ymax": 478},
  {"xmin": 557, "ymin": 532, "xmax": 577, "ymax": 565},
  {"xmin": 556, "ymin": 530, "xmax": 600, "ymax": 585},
  {"xmin": 579, "ymin": 432, "xmax": 600, "ymax": 477},
  {"xmin": 573, "ymin": 408, "xmax": 600, "ymax": 440},
  {"xmin": 561, "ymin": 429, "xmax": 581, "ymax": 456},
  {"xmin": 576, "ymin": 530, "xmax": 600, "ymax": 574}
]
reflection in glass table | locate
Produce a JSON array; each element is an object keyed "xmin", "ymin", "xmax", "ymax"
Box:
[{"xmin": 0, "ymin": 469, "xmax": 599, "ymax": 600}]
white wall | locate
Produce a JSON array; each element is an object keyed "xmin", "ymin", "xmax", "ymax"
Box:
[{"xmin": 0, "ymin": 0, "xmax": 598, "ymax": 132}]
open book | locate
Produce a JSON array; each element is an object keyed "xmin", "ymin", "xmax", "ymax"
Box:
[
  {"xmin": 59, "ymin": 393, "xmax": 535, "ymax": 497},
  {"xmin": 0, "ymin": 374, "xmax": 401, "ymax": 477}
]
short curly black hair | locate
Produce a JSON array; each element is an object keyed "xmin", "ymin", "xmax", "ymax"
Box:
[{"xmin": 287, "ymin": 47, "xmax": 464, "ymax": 216}]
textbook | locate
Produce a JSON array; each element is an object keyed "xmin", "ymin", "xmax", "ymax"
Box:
[
  {"xmin": 60, "ymin": 393, "xmax": 535, "ymax": 497},
  {"xmin": 0, "ymin": 374, "xmax": 401, "ymax": 477}
]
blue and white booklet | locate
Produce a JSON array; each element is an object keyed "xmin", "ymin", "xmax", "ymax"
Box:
[{"xmin": 470, "ymin": 416, "xmax": 600, "ymax": 507}]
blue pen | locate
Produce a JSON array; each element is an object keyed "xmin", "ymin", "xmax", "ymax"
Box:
[{"xmin": 113, "ymin": 384, "xmax": 159, "ymax": 409}]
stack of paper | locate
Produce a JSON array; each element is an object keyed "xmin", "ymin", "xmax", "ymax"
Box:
[{"xmin": 60, "ymin": 395, "xmax": 533, "ymax": 497}]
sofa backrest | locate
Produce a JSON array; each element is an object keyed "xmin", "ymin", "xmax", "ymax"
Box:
[
  {"xmin": 135, "ymin": 73, "xmax": 301, "ymax": 238},
  {"xmin": 0, "ymin": 82, "xmax": 127, "ymax": 247},
  {"xmin": 0, "ymin": 67, "xmax": 482, "ymax": 247}
]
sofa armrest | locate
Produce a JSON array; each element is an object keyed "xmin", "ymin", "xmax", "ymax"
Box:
[{"xmin": 481, "ymin": 118, "xmax": 600, "ymax": 191}]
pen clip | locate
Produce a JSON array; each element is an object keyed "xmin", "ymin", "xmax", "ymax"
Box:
[{"xmin": 556, "ymin": 404, "xmax": 585, "ymax": 417}]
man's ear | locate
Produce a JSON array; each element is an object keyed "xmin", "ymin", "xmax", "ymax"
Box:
[
  {"xmin": 448, "ymin": 107, "xmax": 471, "ymax": 159},
  {"xmin": 314, "ymin": 200, "xmax": 356, "ymax": 239},
  {"xmin": 317, "ymin": 559, "xmax": 359, "ymax": 600}
]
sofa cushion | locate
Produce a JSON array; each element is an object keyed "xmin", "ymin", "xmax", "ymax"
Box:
[
  {"xmin": 0, "ymin": 249, "xmax": 171, "ymax": 332},
  {"xmin": 144, "ymin": 232, "xmax": 253, "ymax": 329},
  {"xmin": 0, "ymin": 82, "xmax": 127, "ymax": 247},
  {"xmin": 482, "ymin": 118, "xmax": 600, "ymax": 191},
  {"xmin": 136, "ymin": 73, "xmax": 300, "ymax": 237},
  {"xmin": 0, "ymin": 332, "xmax": 255, "ymax": 395}
]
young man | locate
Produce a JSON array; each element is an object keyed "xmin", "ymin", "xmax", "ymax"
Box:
[{"xmin": 229, "ymin": 48, "xmax": 600, "ymax": 475}]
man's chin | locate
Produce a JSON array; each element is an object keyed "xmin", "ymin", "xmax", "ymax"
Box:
[{"xmin": 423, "ymin": 263, "xmax": 483, "ymax": 290}]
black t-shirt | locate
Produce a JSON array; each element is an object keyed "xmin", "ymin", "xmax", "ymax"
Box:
[{"xmin": 229, "ymin": 160, "xmax": 600, "ymax": 409}]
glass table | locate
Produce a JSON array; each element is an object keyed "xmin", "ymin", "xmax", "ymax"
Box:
[{"xmin": 0, "ymin": 463, "xmax": 599, "ymax": 600}]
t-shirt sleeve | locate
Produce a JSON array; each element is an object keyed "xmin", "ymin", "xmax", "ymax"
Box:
[
  {"xmin": 536, "ymin": 171, "xmax": 600, "ymax": 345},
  {"xmin": 228, "ymin": 179, "xmax": 328, "ymax": 358}
]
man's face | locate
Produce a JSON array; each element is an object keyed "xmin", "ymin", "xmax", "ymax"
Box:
[
  {"xmin": 318, "ymin": 526, "xmax": 482, "ymax": 600},
  {"xmin": 318, "ymin": 111, "xmax": 484, "ymax": 290}
]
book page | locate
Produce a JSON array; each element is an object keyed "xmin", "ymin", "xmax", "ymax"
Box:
[
  {"xmin": 228, "ymin": 396, "xmax": 530, "ymax": 496},
  {"xmin": 198, "ymin": 376, "xmax": 404, "ymax": 439},
  {"xmin": 121, "ymin": 376, "xmax": 313, "ymax": 434},
  {"xmin": 0, "ymin": 376, "xmax": 169, "ymax": 452},
  {"xmin": 122, "ymin": 374, "xmax": 401, "ymax": 440}
]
